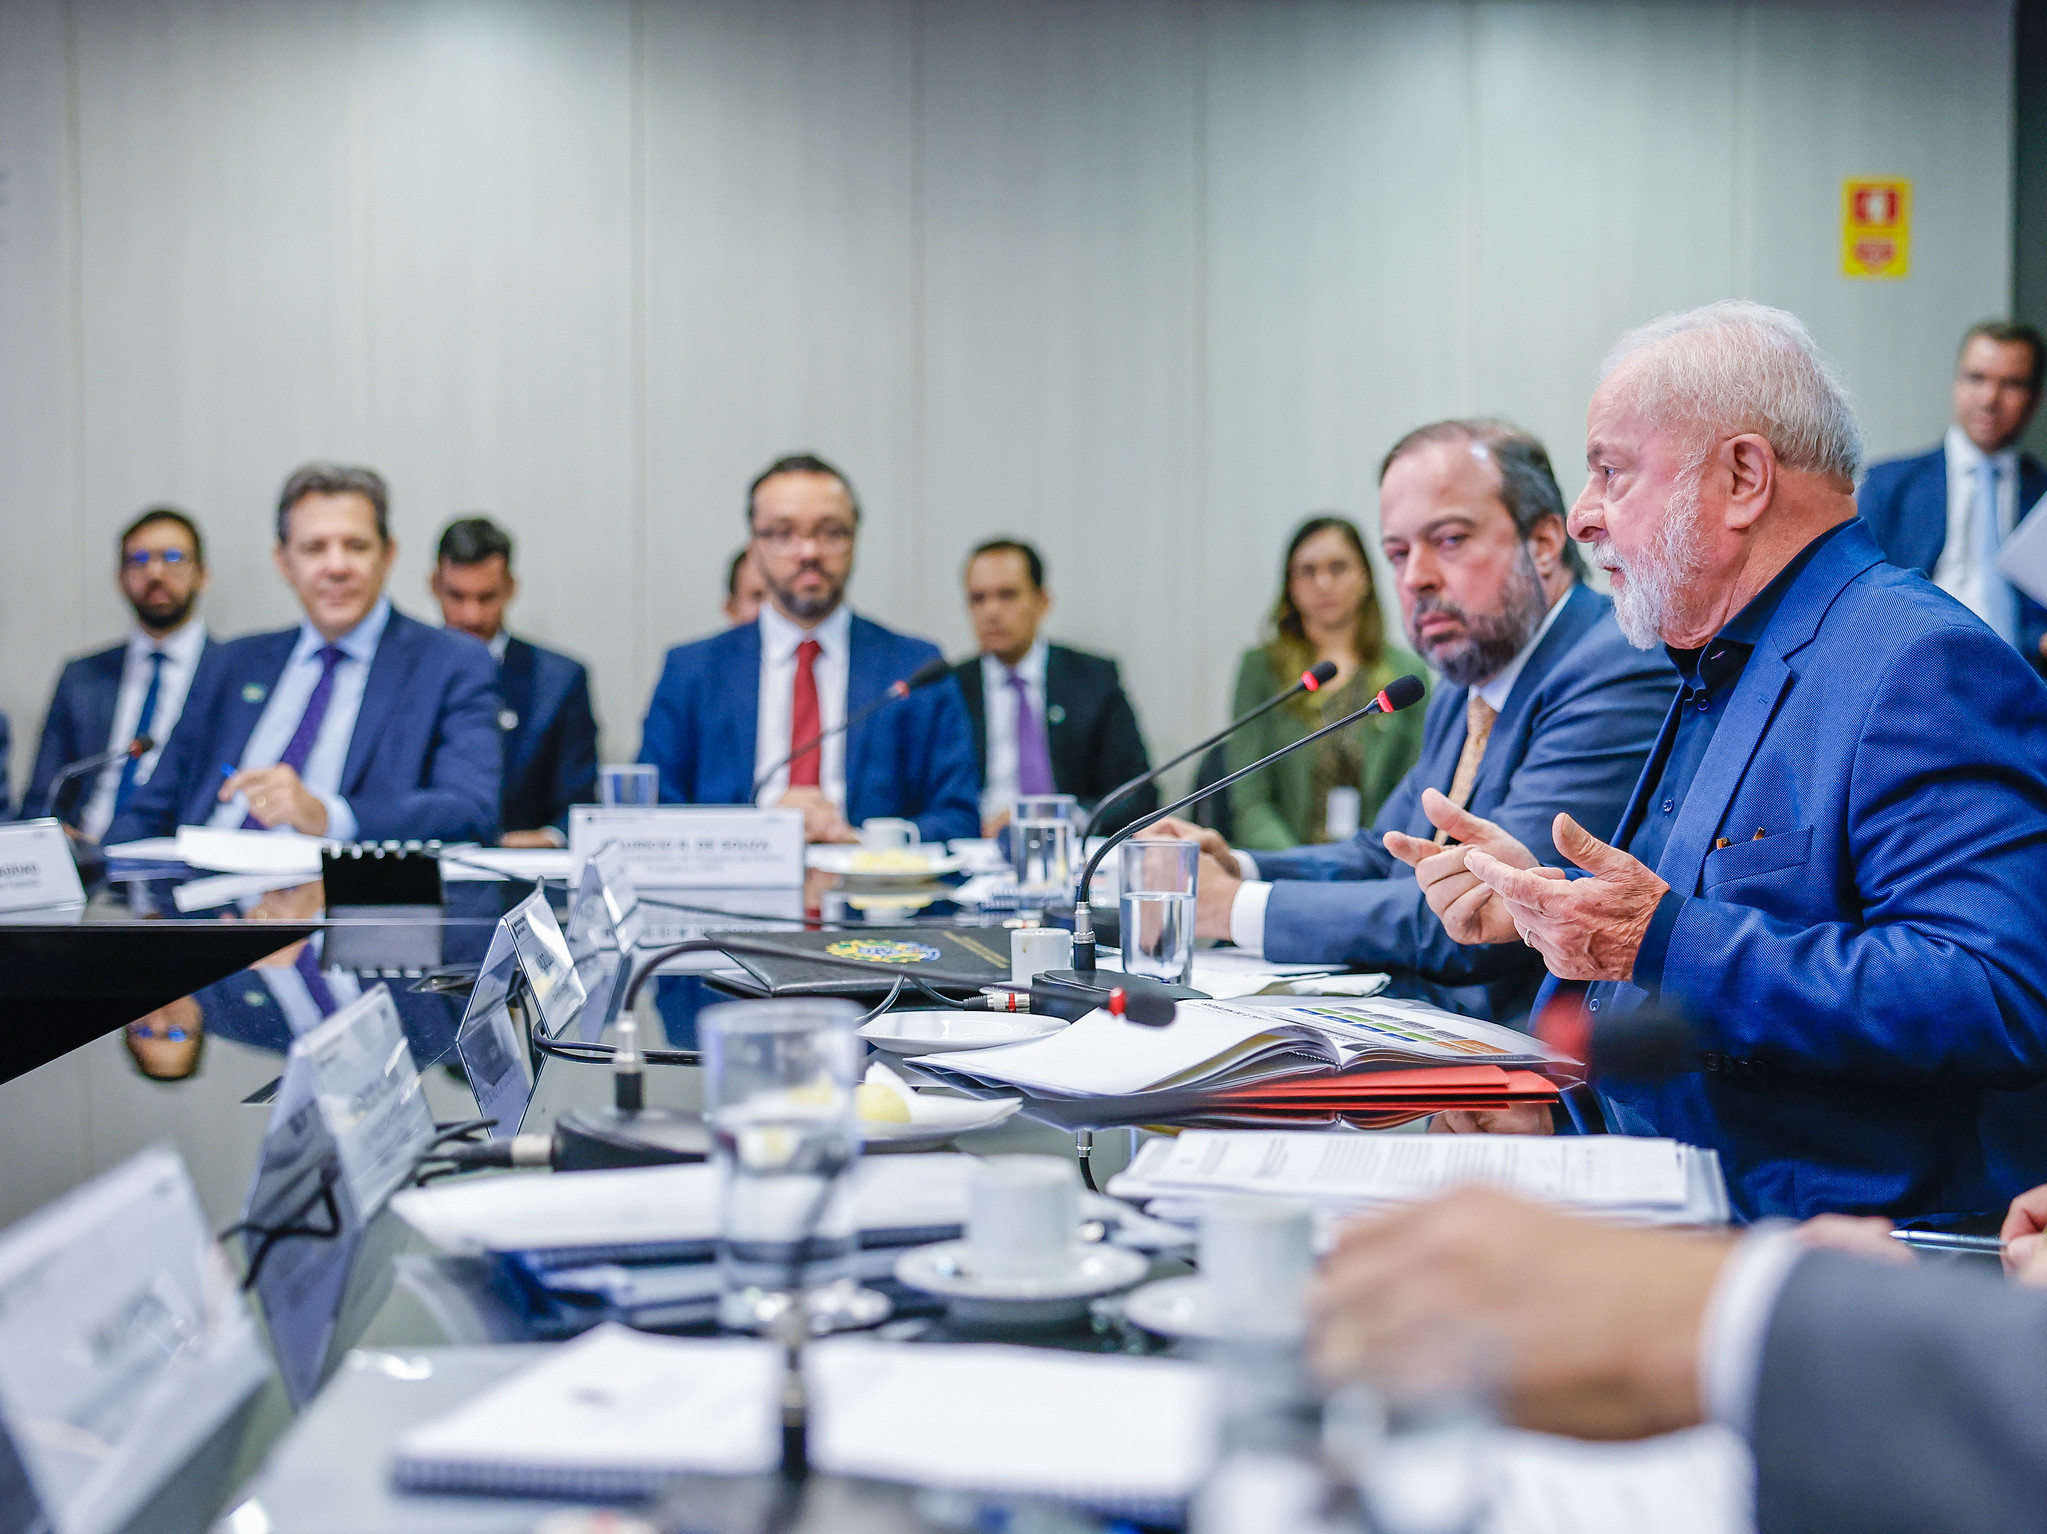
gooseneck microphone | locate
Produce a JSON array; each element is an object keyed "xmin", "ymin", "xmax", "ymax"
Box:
[
  {"xmin": 41, "ymin": 735, "xmax": 155, "ymax": 819},
  {"xmin": 749, "ymin": 656, "xmax": 953, "ymax": 799},
  {"xmin": 1079, "ymin": 660, "xmax": 1340, "ymax": 839},
  {"xmin": 1069, "ymin": 674, "xmax": 1427, "ymax": 975}
]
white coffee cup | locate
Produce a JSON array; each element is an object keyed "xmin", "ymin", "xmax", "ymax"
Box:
[
  {"xmin": 968, "ymin": 1155, "xmax": 1081, "ymax": 1282},
  {"xmin": 860, "ymin": 817, "xmax": 920, "ymax": 848},
  {"xmin": 1010, "ymin": 926, "xmax": 1073, "ymax": 986},
  {"xmin": 1199, "ymin": 1194, "xmax": 1315, "ymax": 1339}
]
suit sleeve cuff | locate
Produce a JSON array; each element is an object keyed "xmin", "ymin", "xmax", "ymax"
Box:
[
  {"xmin": 1230, "ymin": 880, "xmax": 1272, "ymax": 957},
  {"xmin": 534, "ymin": 825, "xmax": 568, "ymax": 848},
  {"xmin": 1698, "ymin": 1224, "xmax": 1805, "ymax": 1439},
  {"xmin": 320, "ymin": 795, "xmax": 357, "ymax": 843},
  {"xmin": 1231, "ymin": 849, "xmax": 1259, "ymax": 882},
  {"xmin": 1631, "ymin": 889, "xmax": 1687, "ymax": 991}
]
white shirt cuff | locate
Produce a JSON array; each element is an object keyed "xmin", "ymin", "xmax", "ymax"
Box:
[
  {"xmin": 1232, "ymin": 849, "xmax": 1259, "ymax": 882},
  {"xmin": 1697, "ymin": 1224, "xmax": 1805, "ymax": 1438},
  {"xmin": 320, "ymin": 794, "xmax": 358, "ymax": 843},
  {"xmin": 1229, "ymin": 880, "xmax": 1273, "ymax": 957}
]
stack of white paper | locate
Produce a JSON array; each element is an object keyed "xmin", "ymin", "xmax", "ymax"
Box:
[
  {"xmin": 173, "ymin": 824, "xmax": 329, "ymax": 875},
  {"xmin": 1484, "ymin": 1425, "xmax": 1753, "ymax": 1534},
  {"xmin": 1108, "ymin": 1130, "xmax": 1729, "ymax": 1226}
]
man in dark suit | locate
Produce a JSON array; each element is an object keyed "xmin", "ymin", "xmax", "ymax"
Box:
[
  {"xmin": 28, "ymin": 506, "xmax": 217, "ymax": 835},
  {"xmin": 952, "ymin": 538, "xmax": 1155, "ymax": 837},
  {"xmin": 108, "ymin": 464, "xmax": 502, "ymax": 847},
  {"xmin": 1402, "ymin": 302, "xmax": 2047, "ymax": 1221},
  {"xmin": 638, "ymin": 454, "xmax": 979, "ymax": 845},
  {"xmin": 1308, "ymin": 1184, "xmax": 2047, "ymax": 1534},
  {"xmin": 1859, "ymin": 320, "xmax": 2047, "ymax": 668},
  {"xmin": 429, "ymin": 516, "xmax": 599, "ymax": 847},
  {"xmin": 1153, "ymin": 421, "xmax": 1673, "ymax": 1023}
]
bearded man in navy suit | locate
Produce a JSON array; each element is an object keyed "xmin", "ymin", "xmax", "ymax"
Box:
[
  {"xmin": 1858, "ymin": 321, "xmax": 2047, "ymax": 670},
  {"xmin": 430, "ymin": 516, "xmax": 599, "ymax": 847},
  {"xmin": 107, "ymin": 465, "xmax": 501, "ymax": 847},
  {"xmin": 638, "ymin": 454, "xmax": 979, "ymax": 845}
]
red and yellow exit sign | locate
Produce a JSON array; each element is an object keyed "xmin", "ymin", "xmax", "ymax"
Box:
[{"xmin": 1842, "ymin": 179, "xmax": 1911, "ymax": 279}]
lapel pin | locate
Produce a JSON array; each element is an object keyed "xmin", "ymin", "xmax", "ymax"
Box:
[
  {"xmin": 499, "ymin": 709, "xmax": 519, "ymax": 731},
  {"xmin": 242, "ymin": 683, "xmax": 267, "ymax": 704},
  {"xmin": 1047, "ymin": 704, "xmax": 1066, "ymax": 725}
]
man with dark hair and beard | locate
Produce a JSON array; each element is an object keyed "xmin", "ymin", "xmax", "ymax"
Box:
[
  {"xmin": 638, "ymin": 454, "xmax": 979, "ymax": 844},
  {"xmin": 1149, "ymin": 420, "xmax": 1671, "ymax": 1022},
  {"xmin": 27, "ymin": 506, "xmax": 218, "ymax": 834}
]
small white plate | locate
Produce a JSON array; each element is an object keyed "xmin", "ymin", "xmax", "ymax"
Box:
[
  {"xmin": 894, "ymin": 1240, "xmax": 1150, "ymax": 1325},
  {"xmin": 859, "ymin": 1009, "xmax": 1062, "ymax": 1054},
  {"xmin": 807, "ymin": 846, "xmax": 966, "ymax": 879},
  {"xmin": 1121, "ymin": 1273, "xmax": 1303, "ymax": 1343},
  {"xmin": 859, "ymin": 1094, "xmax": 1022, "ymax": 1150}
]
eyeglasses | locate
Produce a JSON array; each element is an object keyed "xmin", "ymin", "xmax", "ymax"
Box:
[
  {"xmin": 123, "ymin": 549, "xmax": 192, "ymax": 569},
  {"xmin": 127, "ymin": 1021, "xmax": 191, "ymax": 1043},
  {"xmin": 752, "ymin": 523, "xmax": 855, "ymax": 553}
]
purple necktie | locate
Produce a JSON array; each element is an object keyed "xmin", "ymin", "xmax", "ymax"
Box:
[
  {"xmin": 242, "ymin": 644, "xmax": 344, "ymax": 829},
  {"xmin": 293, "ymin": 941, "xmax": 341, "ymax": 1017},
  {"xmin": 1009, "ymin": 671, "xmax": 1055, "ymax": 797}
]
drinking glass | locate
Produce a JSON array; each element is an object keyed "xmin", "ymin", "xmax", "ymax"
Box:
[
  {"xmin": 1011, "ymin": 792, "xmax": 1079, "ymax": 900},
  {"xmin": 1118, "ymin": 838, "xmax": 1198, "ymax": 984},
  {"xmin": 700, "ymin": 998, "xmax": 879, "ymax": 1333},
  {"xmin": 598, "ymin": 763, "xmax": 659, "ymax": 806}
]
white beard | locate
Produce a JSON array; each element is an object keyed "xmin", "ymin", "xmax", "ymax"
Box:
[{"xmin": 1594, "ymin": 476, "xmax": 1708, "ymax": 649}]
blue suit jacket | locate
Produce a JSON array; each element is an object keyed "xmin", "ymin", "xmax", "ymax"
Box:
[
  {"xmin": 1858, "ymin": 443, "xmax": 2047, "ymax": 667},
  {"xmin": 1250, "ymin": 584, "xmax": 1674, "ymax": 1020},
  {"xmin": 1581, "ymin": 521, "xmax": 2047, "ymax": 1221},
  {"xmin": 26, "ymin": 636, "xmax": 221, "ymax": 820},
  {"xmin": 638, "ymin": 612, "xmax": 981, "ymax": 844},
  {"xmin": 498, "ymin": 637, "xmax": 599, "ymax": 835},
  {"xmin": 105, "ymin": 608, "xmax": 503, "ymax": 845}
]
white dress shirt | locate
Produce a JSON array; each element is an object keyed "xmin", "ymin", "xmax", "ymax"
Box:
[
  {"xmin": 978, "ymin": 639, "xmax": 1050, "ymax": 819},
  {"xmin": 208, "ymin": 596, "xmax": 394, "ymax": 841},
  {"xmin": 79, "ymin": 618, "xmax": 208, "ymax": 840},
  {"xmin": 1697, "ymin": 1225, "xmax": 1806, "ymax": 1437},
  {"xmin": 753, "ymin": 602, "xmax": 852, "ymax": 811},
  {"xmin": 487, "ymin": 628, "xmax": 510, "ymax": 664},
  {"xmin": 1228, "ymin": 589, "xmax": 1572, "ymax": 956},
  {"xmin": 1933, "ymin": 424, "xmax": 2021, "ymax": 632}
]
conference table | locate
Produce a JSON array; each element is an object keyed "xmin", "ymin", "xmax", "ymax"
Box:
[{"xmin": 0, "ymin": 868, "xmax": 1174, "ymax": 1534}]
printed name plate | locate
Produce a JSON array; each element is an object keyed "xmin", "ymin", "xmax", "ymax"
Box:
[
  {"xmin": 567, "ymin": 840, "xmax": 645, "ymax": 956},
  {"xmin": 569, "ymin": 806, "xmax": 804, "ymax": 889},
  {"xmin": 0, "ymin": 1147, "xmax": 271, "ymax": 1534},
  {"xmin": 455, "ymin": 887, "xmax": 585, "ymax": 1136},
  {"xmin": 0, "ymin": 818, "xmax": 86, "ymax": 915}
]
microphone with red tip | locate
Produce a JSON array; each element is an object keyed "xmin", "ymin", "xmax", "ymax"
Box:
[
  {"xmin": 1080, "ymin": 659, "xmax": 1340, "ymax": 839},
  {"xmin": 750, "ymin": 656, "xmax": 954, "ymax": 799},
  {"xmin": 42, "ymin": 735, "xmax": 155, "ymax": 820},
  {"xmin": 1068, "ymin": 672, "xmax": 1427, "ymax": 978}
]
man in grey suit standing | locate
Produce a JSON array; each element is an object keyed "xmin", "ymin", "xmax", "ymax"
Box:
[
  {"xmin": 1153, "ymin": 419, "xmax": 1673, "ymax": 1023},
  {"xmin": 1309, "ymin": 1186, "xmax": 2047, "ymax": 1533}
]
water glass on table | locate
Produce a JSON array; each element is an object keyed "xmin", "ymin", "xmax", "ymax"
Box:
[
  {"xmin": 699, "ymin": 997, "xmax": 883, "ymax": 1334},
  {"xmin": 1119, "ymin": 838, "xmax": 1197, "ymax": 985},
  {"xmin": 1010, "ymin": 792, "xmax": 1079, "ymax": 900},
  {"xmin": 598, "ymin": 763, "xmax": 659, "ymax": 807}
]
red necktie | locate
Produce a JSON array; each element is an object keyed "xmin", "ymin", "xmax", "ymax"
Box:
[{"xmin": 788, "ymin": 638, "xmax": 823, "ymax": 788}]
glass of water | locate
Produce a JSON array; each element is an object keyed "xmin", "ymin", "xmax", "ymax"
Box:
[
  {"xmin": 699, "ymin": 998, "xmax": 882, "ymax": 1333},
  {"xmin": 1119, "ymin": 838, "xmax": 1198, "ymax": 984},
  {"xmin": 1011, "ymin": 792, "xmax": 1079, "ymax": 900},
  {"xmin": 598, "ymin": 763, "xmax": 659, "ymax": 806}
]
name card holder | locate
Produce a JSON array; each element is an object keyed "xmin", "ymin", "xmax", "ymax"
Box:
[
  {"xmin": 0, "ymin": 818, "xmax": 86, "ymax": 918},
  {"xmin": 236, "ymin": 985, "xmax": 436, "ymax": 1405},
  {"xmin": 456, "ymin": 888, "xmax": 586, "ymax": 1135},
  {"xmin": 0, "ymin": 1147, "xmax": 272, "ymax": 1534},
  {"xmin": 568, "ymin": 805, "xmax": 804, "ymax": 889},
  {"xmin": 566, "ymin": 844, "xmax": 643, "ymax": 1041}
]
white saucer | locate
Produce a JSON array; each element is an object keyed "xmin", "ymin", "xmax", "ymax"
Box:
[
  {"xmin": 894, "ymin": 1240, "xmax": 1150, "ymax": 1325},
  {"xmin": 807, "ymin": 846, "xmax": 966, "ymax": 880},
  {"xmin": 859, "ymin": 1009, "xmax": 1063, "ymax": 1053},
  {"xmin": 859, "ymin": 1094, "xmax": 1022, "ymax": 1150},
  {"xmin": 1120, "ymin": 1273, "xmax": 1303, "ymax": 1343}
]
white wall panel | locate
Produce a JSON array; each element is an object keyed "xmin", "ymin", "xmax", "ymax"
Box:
[{"xmin": 0, "ymin": 0, "xmax": 2020, "ymax": 804}]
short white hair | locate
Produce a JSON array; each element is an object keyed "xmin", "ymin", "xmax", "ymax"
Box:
[{"xmin": 1600, "ymin": 300, "xmax": 1864, "ymax": 484}]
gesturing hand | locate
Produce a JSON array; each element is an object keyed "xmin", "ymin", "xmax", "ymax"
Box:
[
  {"xmin": 1464, "ymin": 813, "xmax": 1669, "ymax": 983},
  {"xmin": 1143, "ymin": 815, "xmax": 1239, "ymax": 877},
  {"xmin": 1384, "ymin": 788, "xmax": 1557, "ymax": 946}
]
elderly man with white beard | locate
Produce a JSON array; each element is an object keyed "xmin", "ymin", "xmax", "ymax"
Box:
[{"xmin": 1389, "ymin": 300, "xmax": 2047, "ymax": 1222}]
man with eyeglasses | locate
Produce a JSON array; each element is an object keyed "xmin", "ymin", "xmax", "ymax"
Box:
[
  {"xmin": 27, "ymin": 507, "xmax": 217, "ymax": 837},
  {"xmin": 638, "ymin": 453, "xmax": 979, "ymax": 844}
]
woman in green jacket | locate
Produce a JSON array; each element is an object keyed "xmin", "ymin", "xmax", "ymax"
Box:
[{"xmin": 1227, "ymin": 515, "xmax": 1428, "ymax": 850}]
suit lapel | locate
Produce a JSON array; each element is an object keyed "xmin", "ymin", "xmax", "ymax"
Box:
[
  {"xmin": 958, "ymin": 656, "xmax": 989, "ymax": 779},
  {"xmin": 1467, "ymin": 584, "xmax": 1599, "ymax": 806},
  {"xmin": 222, "ymin": 635, "xmax": 297, "ymax": 776},
  {"xmin": 725, "ymin": 625, "xmax": 762, "ymax": 801},
  {"xmin": 83, "ymin": 648, "xmax": 125, "ymax": 757},
  {"xmin": 1042, "ymin": 645, "xmax": 1075, "ymax": 787},
  {"xmin": 842, "ymin": 617, "xmax": 886, "ymax": 802},
  {"xmin": 342, "ymin": 614, "xmax": 415, "ymax": 793},
  {"xmin": 1654, "ymin": 653, "xmax": 1791, "ymax": 894}
]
